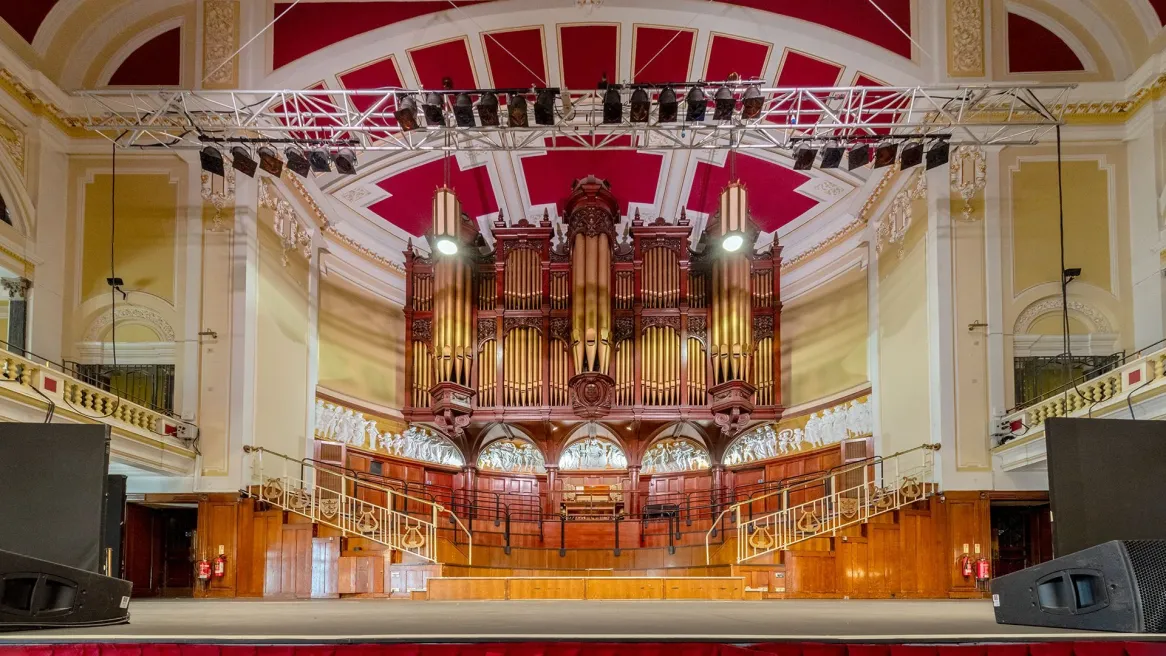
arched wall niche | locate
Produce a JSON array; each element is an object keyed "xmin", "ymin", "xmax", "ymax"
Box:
[
  {"xmin": 476, "ymin": 424, "xmax": 547, "ymax": 475},
  {"xmin": 558, "ymin": 424, "xmax": 629, "ymax": 471}
]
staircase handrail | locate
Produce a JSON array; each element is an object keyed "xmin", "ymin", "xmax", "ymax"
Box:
[
  {"xmin": 704, "ymin": 442, "xmax": 941, "ymax": 564},
  {"xmin": 249, "ymin": 446, "xmax": 444, "ymax": 508},
  {"xmin": 305, "ymin": 455, "xmax": 448, "ymax": 504}
]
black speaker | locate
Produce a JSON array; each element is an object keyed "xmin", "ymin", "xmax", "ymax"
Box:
[
  {"xmin": 103, "ymin": 475, "xmax": 127, "ymax": 577},
  {"xmin": 993, "ymin": 539, "xmax": 1166, "ymax": 632},
  {"xmin": 0, "ymin": 549, "xmax": 131, "ymax": 630}
]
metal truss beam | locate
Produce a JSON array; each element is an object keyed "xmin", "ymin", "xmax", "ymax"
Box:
[{"xmin": 74, "ymin": 83, "xmax": 1074, "ymax": 152}]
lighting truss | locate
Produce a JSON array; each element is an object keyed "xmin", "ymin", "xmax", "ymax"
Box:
[{"xmin": 75, "ymin": 82, "xmax": 1075, "ymax": 152}]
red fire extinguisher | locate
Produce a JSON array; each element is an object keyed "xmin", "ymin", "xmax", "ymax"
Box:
[
  {"xmin": 975, "ymin": 556, "xmax": 991, "ymax": 582},
  {"xmin": 213, "ymin": 553, "xmax": 227, "ymax": 578},
  {"xmin": 196, "ymin": 558, "xmax": 212, "ymax": 582},
  {"xmin": 960, "ymin": 553, "xmax": 973, "ymax": 578}
]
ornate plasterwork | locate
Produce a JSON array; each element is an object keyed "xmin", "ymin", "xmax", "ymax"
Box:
[
  {"xmin": 950, "ymin": 145, "xmax": 986, "ymax": 222},
  {"xmin": 202, "ymin": 1, "xmax": 240, "ymax": 89},
  {"xmin": 947, "ymin": 0, "xmax": 985, "ymax": 78},
  {"xmin": 478, "ymin": 438, "xmax": 546, "ymax": 474},
  {"xmin": 1014, "ymin": 297, "xmax": 1112, "ymax": 334},
  {"xmin": 84, "ymin": 306, "xmax": 176, "ymax": 342},
  {"xmin": 201, "ymin": 167, "xmax": 235, "ymax": 231},
  {"xmin": 875, "ymin": 170, "xmax": 927, "ymax": 258},
  {"xmin": 0, "ymin": 277, "xmax": 29, "ymax": 299},
  {"xmin": 259, "ymin": 179, "xmax": 313, "ymax": 267},
  {"xmin": 642, "ymin": 438, "xmax": 710, "ymax": 474},
  {"xmin": 0, "ymin": 114, "xmax": 26, "ymax": 176}
]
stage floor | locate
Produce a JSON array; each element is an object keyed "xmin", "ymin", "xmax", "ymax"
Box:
[{"xmin": 1, "ymin": 599, "xmax": 1158, "ymax": 643}]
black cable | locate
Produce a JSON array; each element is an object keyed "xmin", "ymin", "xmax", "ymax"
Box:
[
  {"xmin": 1126, "ymin": 377, "xmax": 1153, "ymax": 419},
  {"xmin": 1055, "ymin": 125, "xmax": 1087, "ymax": 407}
]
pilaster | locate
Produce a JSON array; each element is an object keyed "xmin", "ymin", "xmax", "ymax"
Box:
[{"xmin": 1126, "ymin": 109, "xmax": 1166, "ymax": 348}]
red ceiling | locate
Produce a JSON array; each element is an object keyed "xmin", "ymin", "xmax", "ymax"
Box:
[
  {"xmin": 369, "ymin": 158, "xmax": 499, "ymax": 236},
  {"xmin": 109, "ymin": 28, "xmax": 182, "ymax": 87},
  {"xmin": 1007, "ymin": 13, "xmax": 1084, "ymax": 73},
  {"xmin": 769, "ymin": 49, "xmax": 844, "ymax": 125},
  {"xmin": 686, "ymin": 154, "xmax": 817, "ymax": 233},
  {"xmin": 520, "ymin": 138, "xmax": 664, "ymax": 216},
  {"xmin": 338, "ymin": 56, "xmax": 404, "ymax": 131},
  {"xmin": 270, "ymin": 1, "xmax": 913, "ymax": 71},
  {"xmin": 482, "ymin": 27, "xmax": 548, "ymax": 88},
  {"xmin": 408, "ymin": 37, "xmax": 478, "ymax": 89},
  {"xmin": 704, "ymin": 34, "xmax": 771, "ymax": 81},
  {"xmin": 559, "ymin": 24, "xmax": 619, "ymax": 90},
  {"xmin": 632, "ymin": 26, "xmax": 695, "ymax": 84},
  {"xmin": 0, "ymin": 2, "xmax": 59, "ymax": 44},
  {"xmin": 1151, "ymin": 0, "xmax": 1166, "ymax": 25}
]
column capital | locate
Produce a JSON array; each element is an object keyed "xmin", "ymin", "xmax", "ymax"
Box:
[{"xmin": 1, "ymin": 277, "xmax": 30, "ymax": 299}]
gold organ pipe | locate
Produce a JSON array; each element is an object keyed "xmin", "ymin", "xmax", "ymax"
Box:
[
  {"xmin": 572, "ymin": 241, "xmax": 585, "ymax": 372},
  {"xmin": 584, "ymin": 236, "xmax": 598, "ymax": 370},
  {"xmin": 598, "ymin": 234, "xmax": 611, "ymax": 374}
]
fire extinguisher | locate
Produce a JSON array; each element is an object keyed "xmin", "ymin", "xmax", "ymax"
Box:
[
  {"xmin": 213, "ymin": 553, "xmax": 227, "ymax": 578},
  {"xmin": 975, "ymin": 556, "xmax": 991, "ymax": 583},
  {"xmin": 196, "ymin": 558, "xmax": 212, "ymax": 583},
  {"xmin": 960, "ymin": 553, "xmax": 973, "ymax": 578}
]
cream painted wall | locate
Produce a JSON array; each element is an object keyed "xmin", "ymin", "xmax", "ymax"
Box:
[
  {"xmin": 781, "ymin": 267, "xmax": 868, "ymax": 407},
  {"xmin": 80, "ymin": 173, "xmax": 178, "ymax": 304},
  {"xmin": 253, "ymin": 210, "xmax": 311, "ymax": 459},
  {"xmin": 318, "ymin": 270, "xmax": 405, "ymax": 410},
  {"xmin": 877, "ymin": 196, "xmax": 932, "ymax": 456}
]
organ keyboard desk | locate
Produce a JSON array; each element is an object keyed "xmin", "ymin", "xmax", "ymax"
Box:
[{"xmin": 560, "ymin": 485, "xmax": 625, "ymax": 518}]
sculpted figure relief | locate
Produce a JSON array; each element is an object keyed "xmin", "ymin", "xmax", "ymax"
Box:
[
  {"xmin": 478, "ymin": 439, "xmax": 546, "ymax": 475},
  {"xmin": 559, "ymin": 437, "xmax": 628, "ymax": 470},
  {"xmin": 314, "ymin": 400, "xmax": 464, "ymax": 467},
  {"xmin": 642, "ymin": 438, "xmax": 711, "ymax": 474},
  {"xmin": 723, "ymin": 397, "xmax": 873, "ymax": 466}
]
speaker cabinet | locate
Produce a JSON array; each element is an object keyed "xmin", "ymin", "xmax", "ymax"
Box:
[
  {"xmin": 0, "ymin": 549, "xmax": 131, "ymax": 630},
  {"xmin": 993, "ymin": 539, "xmax": 1166, "ymax": 632}
]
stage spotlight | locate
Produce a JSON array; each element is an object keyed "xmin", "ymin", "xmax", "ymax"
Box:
[
  {"xmin": 453, "ymin": 93, "xmax": 475, "ymax": 127},
  {"xmin": 395, "ymin": 95, "xmax": 419, "ymax": 131},
  {"xmin": 535, "ymin": 89, "xmax": 556, "ymax": 125},
  {"xmin": 847, "ymin": 144, "xmax": 871, "ymax": 171},
  {"xmin": 793, "ymin": 146, "xmax": 817, "ymax": 171},
  {"xmin": 900, "ymin": 141, "xmax": 924, "ymax": 170},
  {"xmin": 308, "ymin": 148, "xmax": 332, "ymax": 173},
  {"xmin": 334, "ymin": 149, "xmax": 358, "ymax": 175},
  {"xmin": 423, "ymin": 91, "xmax": 444, "ymax": 126},
  {"xmin": 630, "ymin": 88, "xmax": 650, "ymax": 123},
  {"xmin": 435, "ymin": 237, "xmax": 459, "ymax": 255},
  {"xmin": 284, "ymin": 147, "xmax": 310, "ymax": 177},
  {"xmin": 258, "ymin": 146, "xmax": 283, "ymax": 177},
  {"xmin": 722, "ymin": 232, "xmax": 745, "ymax": 252},
  {"xmin": 230, "ymin": 146, "xmax": 257, "ymax": 178},
  {"xmin": 686, "ymin": 87, "xmax": 707, "ymax": 122},
  {"xmin": 873, "ymin": 142, "xmax": 898, "ymax": 169},
  {"xmin": 658, "ymin": 87, "xmax": 678, "ymax": 122},
  {"xmin": 819, "ymin": 145, "xmax": 844, "ymax": 169},
  {"xmin": 925, "ymin": 140, "xmax": 950, "ymax": 170},
  {"xmin": 478, "ymin": 92, "xmax": 500, "ymax": 127},
  {"xmin": 200, "ymin": 146, "xmax": 225, "ymax": 177},
  {"xmin": 603, "ymin": 87, "xmax": 622, "ymax": 124},
  {"xmin": 507, "ymin": 94, "xmax": 528, "ymax": 127},
  {"xmin": 741, "ymin": 85, "xmax": 763, "ymax": 119},
  {"xmin": 714, "ymin": 86, "xmax": 735, "ymax": 121}
]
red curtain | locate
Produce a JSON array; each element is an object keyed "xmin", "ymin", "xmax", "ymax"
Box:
[{"xmin": 2, "ymin": 644, "xmax": 1164, "ymax": 656}]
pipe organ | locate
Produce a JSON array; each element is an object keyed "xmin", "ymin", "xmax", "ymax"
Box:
[{"xmin": 402, "ymin": 178, "xmax": 783, "ymax": 432}]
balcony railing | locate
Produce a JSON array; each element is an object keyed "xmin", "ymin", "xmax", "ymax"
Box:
[{"xmin": 1000, "ymin": 339, "xmax": 1166, "ymax": 446}]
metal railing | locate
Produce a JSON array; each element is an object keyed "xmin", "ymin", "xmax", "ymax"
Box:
[
  {"xmin": 244, "ymin": 446, "xmax": 471, "ymax": 565},
  {"xmin": 706, "ymin": 443, "xmax": 940, "ymax": 564}
]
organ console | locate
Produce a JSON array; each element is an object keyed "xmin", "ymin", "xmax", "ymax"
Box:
[{"xmin": 403, "ymin": 176, "xmax": 783, "ymax": 437}]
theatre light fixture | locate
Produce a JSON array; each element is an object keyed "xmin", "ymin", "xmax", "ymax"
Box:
[
  {"xmin": 200, "ymin": 146, "xmax": 224, "ymax": 176},
  {"xmin": 630, "ymin": 88, "xmax": 650, "ymax": 123},
  {"xmin": 603, "ymin": 87, "xmax": 622, "ymax": 124},
  {"xmin": 873, "ymin": 142, "xmax": 898, "ymax": 169},
  {"xmin": 230, "ymin": 146, "xmax": 257, "ymax": 178},
  {"xmin": 478, "ymin": 92, "xmax": 500, "ymax": 127},
  {"xmin": 454, "ymin": 93, "xmax": 475, "ymax": 127},
  {"xmin": 926, "ymin": 140, "xmax": 950, "ymax": 170},
  {"xmin": 394, "ymin": 95, "xmax": 419, "ymax": 131},
  {"xmin": 658, "ymin": 87, "xmax": 678, "ymax": 122},
  {"xmin": 848, "ymin": 144, "xmax": 871, "ymax": 171},
  {"xmin": 792, "ymin": 146, "xmax": 816, "ymax": 171},
  {"xmin": 308, "ymin": 148, "xmax": 332, "ymax": 173},
  {"xmin": 334, "ymin": 148, "xmax": 358, "ymax": 175},
  {"xmin": 285, "ymin": 146, "xmax": 311, "ymax": 177},
  {"xmin": 423, "ymin": 91, "xmax": 444, "ymax": 126},
  {"xmin": 899, "ymin": 141, "xmax": 924, "ymax": 170},
  {"xmin": 507, "ymin": 94, "xmax": 528, "ymax": 127},
  {"xmin": 741, "ymin": 85, "xmax": 763, "ymax": 119},
  {"xmin": 713, "ymin": 86, "xmax": 735, "ymax": 121},
  {"xmin": 258, "ymin": 146, "xmax": 283, "ymax": 177},
  {"xmin": 820, "ymin": 145, "xmax": 845, "ymax": 169},
  {"xmin": 686, "ymin": 87, "xmax": 707, "ymax": 122},
  {"xmin": 534, "ymin": 89, "xmax": 556, "ymax": 125}
]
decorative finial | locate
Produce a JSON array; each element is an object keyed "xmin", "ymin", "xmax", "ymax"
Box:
[{"xmin": 679, "ymin": 208, "xmax": 688, "ymax": 225}]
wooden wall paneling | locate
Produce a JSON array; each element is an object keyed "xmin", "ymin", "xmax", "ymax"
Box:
[
  {"xmin": 664, "ymin": 577, "xmax": 744, "ymax": 600},
  {"xmin": 898, "ymin": 508, "xmax": 941, "ymax": 597},
  {"xmin": 585, "ymin": 577, "xmax": 664, "ymax": 600},
  {"xmin": 509, "ymin": 577, "xmax": 587, "ymax": 599},
  {"xmin": 427, "ymin": 577, "xmax": 508, "ymax": 600},
  {"xmin": 196, "ymin": 500, "xmax": 239, "ymax": 597},
  {"xmin": 940, "ymin": 492, "xmax": 991, "ymax": 596},
  {"xmin": 234, "ymin": 499, "xmax": 260, "ymax": 597},
  {"xmin": 311, "ymin": 537, "xmax": 340, "ymax": 598},
  {"xmin": 867, "ymin": 523, "xmax": 901, "ymax": 598},
  {"xmin": 278, "ymin": 523, "xmax": 314, "ymax": 598},
  {"xmin": 257, "ymin": 510, "xmax": 284, "ymax": 597},
  {"xmin": 784, "ymin": 550, "xmax": 837, "ymax": 598},
  {"xmin": 835, "ymin": 536, "xmax": 868, "ymax": 598},
  {"xmin": 123, "ymin": 503, "xmax": 161, "ymax": 597}
]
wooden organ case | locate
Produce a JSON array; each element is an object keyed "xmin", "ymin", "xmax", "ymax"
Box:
[{"xmin": 403, "ymin": 177, "xmax": 783, "ymax": 431}]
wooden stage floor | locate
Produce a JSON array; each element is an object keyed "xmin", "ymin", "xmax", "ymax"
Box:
[{"xmin": 0, "ymin": 599, "xmax": 1159, "ymax": 643}]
